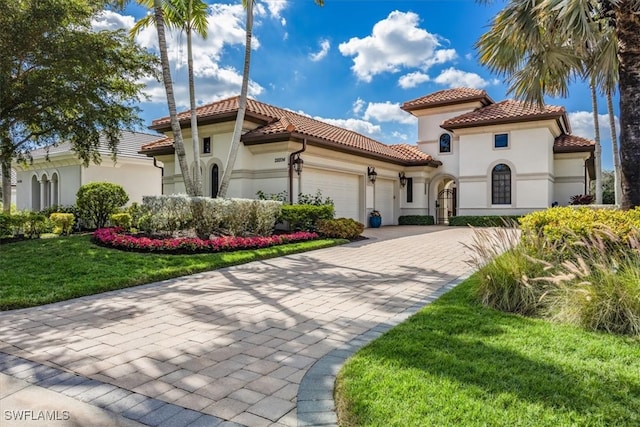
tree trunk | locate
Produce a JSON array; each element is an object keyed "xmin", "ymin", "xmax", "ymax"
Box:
[
  {"xmin": 606, "ymin": 91, "xmax": 622, "ymax": 206},
  {"xmin": 217, "ymin": 0, "xmax": 253, "ymax": 198},
  {"xmin": 615, "ymin": 5, "xmax": 640, "ymax": 209},
  {"xmin": 590, "ymin": 82, "xmax": 602, "ymax": 204},
  {"xmin": 187, "ymin": 28, "xmax": 203, "ymax": 196},
  {"xmin": 1, "ymin": 156, "xmax": 11, "ymax": 214},
  {"xmin": 153, "ymin": 1, "xmax": 196, "ymax": 196}
]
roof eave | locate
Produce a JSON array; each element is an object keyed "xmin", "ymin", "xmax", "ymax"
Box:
[
  {"xmin": 149, "ymin": 110, "xmax": 271, "ymax": 132},
  {"xmin": 242, "ymin": 132, "xmax": 440, "ymax": 167},
  {"xmin": 401, "ymin": 95, "xmax": 493, "ymax": 113},
  {"xmin": 139, "ymin": 146, "xmax": 175, "ymax": 156},
  {"xmin": 442, "ymin": 112, "xmax": 565, "ymax": 131},
  {"xmin": 553, "ymin": 145, "xmax": 595, "ymax": 154}
]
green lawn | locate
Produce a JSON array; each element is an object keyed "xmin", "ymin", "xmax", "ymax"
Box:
[
  {"xmin": 336, "ymin": 275, "xmax": 640, "ymax": 427},
  {"xmin": 0, "ymin": 235, "xmax": 343, "ymax": 310}
]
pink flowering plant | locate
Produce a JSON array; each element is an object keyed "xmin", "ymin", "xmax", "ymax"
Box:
[{"xmin": 93, "ymin": 227, "xmax": 319, "ymax": 254}]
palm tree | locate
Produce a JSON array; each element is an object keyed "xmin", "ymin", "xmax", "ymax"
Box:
[
  {"xmin": 132, "ymin": 0, "xmax": 208, "ymax": 196},
  {"xmin": 217, "ymin": 0, "xmax": 325, "ymax": 198},
  {"xmin": 476, "ymin": 0, "xmax": 640, "ymax": 209},
  {"xmin": 116, "ymin": 0, "xmax": 196, "ymax": 195}
]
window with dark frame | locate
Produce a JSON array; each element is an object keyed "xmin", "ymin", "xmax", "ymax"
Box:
[
  {"xmin": 439, "ymin": 133, "xmax": 451, "ymax": 153},
  {"xmin": 494, "ymin": 133, "xmax": 509, "ymax": 148},
  {"xmin": 492, "ymin": 163, "xmax": 511, "ymax": 204},
  {"xmin": 203, "ymin": 137, "xmax": 211, "ymax": 154},
  {"xmin": 211, "ymin": 164, "xmax": 219, "ymax": 198},
  {"xmin": 407, "ymin": 177, "xmax": 413, "ymax": 203}
]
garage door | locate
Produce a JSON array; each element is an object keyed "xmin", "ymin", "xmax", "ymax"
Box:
[
  {"xmin": 301, "ymin": 169, "xmax": 361, "ymax": 221},
  {"xmin": 376, "ymin": 179, "xmax": 395, "ymax": 225}
]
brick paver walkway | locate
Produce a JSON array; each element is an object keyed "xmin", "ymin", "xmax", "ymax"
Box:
[{"xmin": 0, "ymin": 226, "xmax": 476, "ymax": 426}]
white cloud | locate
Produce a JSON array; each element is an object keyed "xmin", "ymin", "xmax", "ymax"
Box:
[
  {"xmin": 363, "ymin": 101, "xmax": 416, "ymax": 125},
  {"xmin": 310, "ymin": 39, "xmax": 331, "ymax": 62},
  {"xmin": 391, "ymin": 131, "xmax": 409, "ymax": 141},
  {"xmin": 433, "ymin": 68, "xmax": 491, "ymax": 89},
  {"xmin": 568, "ymin": 111, "xmax": 619, "ymax": 140},
  {"xmin": 398, "ymin": 72, "xmax": 430, "ymax": 89},
  {"xmin": 319, "ymin": 118, "xmax": 382, "ymax": 136},
  {"xmin": 91, "ymin": 10, "xmax": 135, "ymax": 31},
  {"xmin": 262, "ymin": 0, "xmax": 289, "ymax": 21},
  {"xmin": 352, "ymin": 98, "xmax": 365, "ymax": 115},
  {"xmin": 338, "ymin": 11, "xmax": 457, "ymax": 82}
]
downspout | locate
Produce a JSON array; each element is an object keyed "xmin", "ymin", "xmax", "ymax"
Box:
[
  {"xmin": 153, "ymin": 158, "xmax": 164, "ymax": 195},
  {"xmin": 288, "ymin": 138, "xmax": 307, "ymax": 204}
]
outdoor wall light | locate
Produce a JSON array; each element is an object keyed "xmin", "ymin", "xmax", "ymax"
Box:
[
  {"xmin": 367, "ymin": 166, "xmax": 377, "ymax": 183},
  {"xmin": 399, "ymin": 172, "xmax": 407, "ymax": 188},
  {"xmin": 292, "ymin": 154, "xmax": 304, "ymax": 175}
]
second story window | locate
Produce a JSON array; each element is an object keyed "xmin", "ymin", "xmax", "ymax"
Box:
[
  {"xmin": 203, "ymin": 137, "xmax": 211, "ymax": 154},
  {"xmin": 439, "ymin": 133, "xmax": 451, "ymax": 153},
  {"xmin": 494, "ymin": 133, "xmax": 509, "ymax": 149}
]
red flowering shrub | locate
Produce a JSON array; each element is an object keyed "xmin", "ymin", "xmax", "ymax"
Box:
[{"xmin": 93, "ymin": 227, "xmax": 318, "ymax": 254}]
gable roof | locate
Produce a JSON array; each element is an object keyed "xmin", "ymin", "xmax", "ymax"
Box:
[
  {"xmin": 554, "ymin": 134, "xmax": 595, "ymax": 153},
  {"xmin": 441, "ymin": 99, "xmax": 567, "ymax": 130},
  {"xmin": 401, "ymin": 88, "xmax": 494, "ymax": 112},
  {"xmin": 146, "ymin": 97, "xmax": 441, "ymax": 166},
  {"xmin": 28, "ymin": 130, "xmax": 164, "ymax": 160}
]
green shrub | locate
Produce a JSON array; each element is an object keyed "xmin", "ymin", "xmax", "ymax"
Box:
[
  {"xmin": 281, "ymin": 204, "xmax": 334, "ymax": 231},
  {"xmin": 0, "ymin": 213, "xmax": 12, "ymax": 237},
  {"xmin": 50, "ymin": 213, "xmax": 75, "ymax": 235},
  {"xmin": 317, "ymin": 218, "xmax": 364, "ymax": 239},
  {"xmin": 519, "ymin": 207, "xmax": 640, "ymax": 248},
  {"xmin": 21, "ymin": 212, "xmax": 47, "ymax": 238},
  {"xmin": 297, "ymin": 190, "xmax": 334, "ymax": 206},
  {"xmin": 142, "ymin": 194, "xmax": 192, "ymax": 234},
  {"xmin": 110, "ymin": 212, "xmax": 132, "ymax": 230},
  {"xmin": 127, "ymin": 202, "xmax": 149, "ymax": 230},
  {"xmin": 76, "ymin": 182, "xmax": 129, "ymax": 229},
  {"xmin": 398, "ymin": 215, "xmax": 434, "ymax": 225},
  {"xmin": 449, "ymin": 215, "xmax": 521, "ymax": 227}
]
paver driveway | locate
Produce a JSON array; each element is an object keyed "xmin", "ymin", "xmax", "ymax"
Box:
[{"xmin": 0, "ymin": 226, "xmax": 476, "ymax": 426}]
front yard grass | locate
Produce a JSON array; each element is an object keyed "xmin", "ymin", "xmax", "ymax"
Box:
[
  {"xmin": 0, "ymin": 234, "xmax": 344, "ymax": 310},
  {"xmin": 336, "ymin": 275, "xmax": 640, "ymax": 427}
]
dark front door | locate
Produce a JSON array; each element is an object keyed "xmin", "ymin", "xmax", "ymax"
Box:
[{"xmin": 437, "ymin": 188, "xmax": 456, "ymax": 224}]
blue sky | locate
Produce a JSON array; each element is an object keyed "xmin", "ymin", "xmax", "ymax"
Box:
[{"xmin": 96, "ymin": 0, "xmax": 618, "ymax": 169}]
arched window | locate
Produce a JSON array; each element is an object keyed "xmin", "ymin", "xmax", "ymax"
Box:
[
  {"xmin": 211, "ymin": 164, "xmax": 219, "ymax": 198},
  {"xmin": 492, "ymin": 164, "xmax": 511, "ymax": 204},
  {"xmin": 439, "ymin": 133, "xmax": 451, "ymax": 153}
]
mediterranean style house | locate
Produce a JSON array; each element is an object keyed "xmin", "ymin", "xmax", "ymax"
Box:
[
  {"xmin": 141, "ymin": 88, "xmax": 595, "ymax": 226},
  {"xmin": 14, "ymin": 131, "xmax": 163, "ymax": 211}
]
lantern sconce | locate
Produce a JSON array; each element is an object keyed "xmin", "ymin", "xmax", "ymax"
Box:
[
  {"xmin": 292, "ymin": 154, "xmax": 304, "ymax": 176},
  {"xmin": 367, "ymin": 166, "xmax": 377, "ymax": 183},
  {"xmin": 399, "ymin": 172, "xmax": 407, "ymax": 188}
]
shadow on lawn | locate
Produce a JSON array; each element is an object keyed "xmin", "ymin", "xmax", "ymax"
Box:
[{"xmin": 346, "ymin": 284, "xmax": 640, "ymax": 423}]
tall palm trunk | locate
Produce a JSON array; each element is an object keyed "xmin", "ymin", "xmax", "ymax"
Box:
[
  {"xmin": 187, "ymin": 25, "xmax": 203, "ymax": 196},
  {"xmin": 606, "ymin": 91, "xmax": 621, "ymax": 205},
  {"xmin": 615, "ymin": 5, "xmax": 640, "ymax": 209},
  {"xmin": 153, "ymin": 0, "xmax": 196, "ymax": 196},
  {"xmin": 589, "ymin": 81, "xmax": 602, "ymax": 204},
  {"xmin": 217, "ymin": 0, "xmax": 253, "ymax": 198},
  {"xmin": 589, "ymin": 83, "xmax": 602, "ymax": 205}
]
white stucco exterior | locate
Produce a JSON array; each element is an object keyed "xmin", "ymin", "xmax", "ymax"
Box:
[
  {"xmin": 13, "ymin": 131, "xmax": 163, "ymax": 211},
  {"xmin": 145, "ymin": 89, "xmax": 594, "ymax": 226}
]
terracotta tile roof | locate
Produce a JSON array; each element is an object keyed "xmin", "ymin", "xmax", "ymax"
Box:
[
  {"xmin": 390, "ymin": 144, "xmax": 438, "ymax": 163},
  {"xmin": 140, "ymin": 136, "xmax": 173, "ymax": 152},
  {"xmin": 147, "ymin": 96, "xmax": 439, "ymax": 165},
  {"xmin": 401, "ymin": 88, "xmax": 493, "ymax": 112},
  {"xmin": 554, "ymin": 134, "xmax": 595, "ymax": 153},
  {"xmin": 442, "ymin": 99, "xmax": 565, "ymax": 129}
]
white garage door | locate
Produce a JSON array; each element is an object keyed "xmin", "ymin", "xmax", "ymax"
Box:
[
  {"xmin": 376, "ymin": 179, "xmax": 395, "ymax": 225},
  {"xmin": 301, "ymin": 169, "xmax": 361, "ymax": 221}
]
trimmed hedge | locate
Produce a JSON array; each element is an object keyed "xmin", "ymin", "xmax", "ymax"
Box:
[
  {"xmin": 317, "ymin": 218, "xmax": 364, "ymax": 239},
  {"xmin": 398, "ymin": 215, "xmax": 435, "ymax": 226},
  {"xmin": 449, "ymin": 215, "xmax": 522, "ymax": 227},
  {"xmin": 280, "ymin": 204, "xmax": 334, "ymax": 231},
  {"xmin": 519, "ymin": 206, "xmax": 640, "ymax": 245},
  {"xmin": 50, "ymin": 213, "xmax": 75, "ymax": 236}
]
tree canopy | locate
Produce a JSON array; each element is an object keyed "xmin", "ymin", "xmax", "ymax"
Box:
[{"xmin": 0, "ymin": 0, "xmax": 157, "ymax": 212}]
